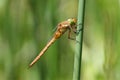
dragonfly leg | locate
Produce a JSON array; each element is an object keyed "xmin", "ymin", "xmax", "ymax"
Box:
[
  {"xmin": 75, "ymin": 28, "xmax": 83, "ymax": 35},
  {"xmin": 75, "ymin": 23, "xmax": 83, "ymax": 34},
  {"xmin": 70, "ymin": 23, "xmax": 83, "ymax": 35},
  {"xmin": 68, "ymin": 30, "xmax": 80, "ymax": 43},
  {"xmin": 71, "ymin": 27, "xmax": 83, "ymax": 35}
]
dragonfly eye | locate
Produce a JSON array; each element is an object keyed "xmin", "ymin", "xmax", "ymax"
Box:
[{"xmin": 67, "ymin": 18, "xmax": 77, "ymax": 26}]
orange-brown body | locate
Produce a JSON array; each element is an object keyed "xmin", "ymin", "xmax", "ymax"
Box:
[{"xmin": 29, "ymin": 18, "xmax": 77, "ymax": 67}]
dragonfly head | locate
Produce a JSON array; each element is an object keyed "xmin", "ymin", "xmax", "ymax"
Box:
[{"xmin": 67, "ymin": 18, "xmax": 77, "ymax": 26}]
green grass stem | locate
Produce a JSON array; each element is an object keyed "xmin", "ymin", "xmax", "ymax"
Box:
[{"xmin": 73, "ymin": 0, "xmax": 86, "ymax": 80}]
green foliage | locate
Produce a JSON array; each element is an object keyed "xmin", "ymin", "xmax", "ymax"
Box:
[{"xmin": 0, "ymin": 0, "xmax": 120, "ymax": 80}]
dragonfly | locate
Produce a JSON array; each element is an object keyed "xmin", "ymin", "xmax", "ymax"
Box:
[{"xmin": 29, "ymin": 18, "xmax": 82, "ymax": 68}]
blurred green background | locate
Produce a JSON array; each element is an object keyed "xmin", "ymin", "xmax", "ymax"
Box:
[{"xmin": 0, "ymin": 0, "xmax": 120, "ymax": 80}]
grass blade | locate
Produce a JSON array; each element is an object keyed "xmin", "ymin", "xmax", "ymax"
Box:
[{"xmin": 73, "ymin": 0, "xmax": 86, "ymax": 80}]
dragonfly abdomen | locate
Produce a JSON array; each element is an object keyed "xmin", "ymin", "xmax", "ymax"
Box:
[{"xmin": 29, "ymin": 37, "xmax": 56, "ymax": 67}]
